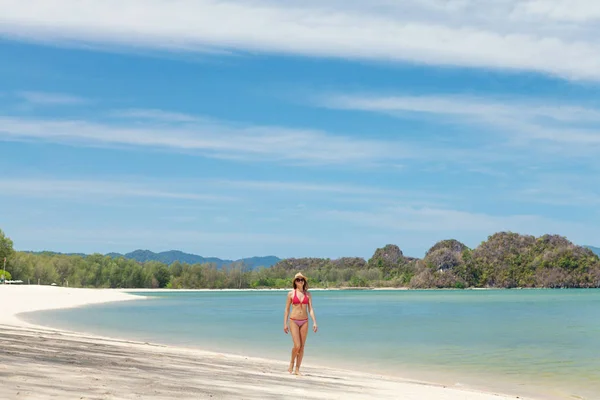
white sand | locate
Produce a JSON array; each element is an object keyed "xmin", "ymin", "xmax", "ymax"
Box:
[
  {"xmin": 0, "ymin": 285, "xmax": 143, "ymax": 327},
  {"xmin": 0, "ymin": 285, "xmax": 538, "ymax": 400}
]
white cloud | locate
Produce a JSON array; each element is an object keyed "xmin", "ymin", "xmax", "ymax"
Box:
[
  {"xmin": 110, "ymin": 108, "xmax": 200, "ymax": 123},
  {"xmin": 1, "ymin": 103, "xmax": 588, "ymax": 171},
  {"xmin": 510, "ymin": 172, "xmax": 600, "ymax": 207},
  {"xmin": 205, "ymin": 178, "xmax": 416, "ymax": 197},
  {"xmin": 319, "ymin": 93, "xmax": 600, "ymax": 149},
  {"xmin": 1, "ymin": 176, "xmax": 452, "ymax": 210},
  {"xmin": 321, "ymin": 93, "xmax": 600, "ymax": 123},
  {"xmin": 514, "ymin": 0, "xmax": 600, "ymax": 22},
  {"xmin": 0, "ymin": 114, "xmax": 420, "ymax": 166},
  {"xmin": 1, "ymin": 0, "xmax": 600, "ymax": 80},
  {"xmin": 0, "ymin": 178, "xmax": 234, "ymax": 202},
  {"xmin": 16, "ymin": 91, "xmax": 88, "ymax": 105},
  {"xmin": 200, "ymin": 178, "xmax": 454, "ymax": 208},
  {"xmin": 2, "ymin": 102, "xmax": 556, "ymax": 168}
]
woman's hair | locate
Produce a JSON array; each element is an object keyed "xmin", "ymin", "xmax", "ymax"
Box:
[{"xmin": 292, "ymin": 276, "xmax": 309, "ymax": 292}]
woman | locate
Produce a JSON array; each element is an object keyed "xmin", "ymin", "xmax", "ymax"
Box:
[{"xmin": 283, "ymin": 272, "xmax": 318, "ymax": 375}]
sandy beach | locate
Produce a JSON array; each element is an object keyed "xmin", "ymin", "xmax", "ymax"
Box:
[{"xmin": 0, "ymin": 285, "xmax": 536, "ymax": 400}]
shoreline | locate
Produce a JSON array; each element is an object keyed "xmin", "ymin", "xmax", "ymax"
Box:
[
  {"xmin": 109, "ymin": 286, "xmax": 572, "ymax": 292},
  {"xmin": 104, "ymin": 286, "xmax": 519, "ymax": 292},
  {"xmin": 0, "ymin": 285, "xmax": 538, "ymax": 400}
]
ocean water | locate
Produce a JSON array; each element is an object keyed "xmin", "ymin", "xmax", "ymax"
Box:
[{"xmin": 22, "ymin": 289, "xmax": 600, "ymax": 400}]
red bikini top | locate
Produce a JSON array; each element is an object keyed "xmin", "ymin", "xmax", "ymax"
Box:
[{"xmin": 292, "ymin": 289, "xmax": 309, "ymax": 305}]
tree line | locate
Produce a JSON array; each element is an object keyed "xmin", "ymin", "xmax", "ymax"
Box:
[{"xmin": 1, "ymin": 229, "xmax": 599, "ymax": 289}]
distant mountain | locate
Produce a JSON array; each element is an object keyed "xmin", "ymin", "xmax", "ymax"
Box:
[
  {"xmin": 108, "ymin": 250, "xmax": 280, "ymax": 269},
  {"xmin": 26, "ymin": 250, "xmax": 87, "ymax": 257},
  {"xmin": 24, "ymin": 249, "xmax": 280, "ymax": 269},
  {"xmin": 585, "ymin": 246, "xmax": 600, "ymax": 256}
]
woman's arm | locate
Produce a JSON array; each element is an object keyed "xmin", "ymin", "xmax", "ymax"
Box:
[
  {"xmin": 308, "ymin": 293, "xmax": 318, "ymax": 332},
  {"xmin": 283, "ymin": 291, "xmax": 292, "ymax": 334}
]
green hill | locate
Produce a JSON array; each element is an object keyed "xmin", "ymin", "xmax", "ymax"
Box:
[
  {"xmin": 8, "ymin": 230, "xmax": 600, "ymax": 289},
  {"xmin": 25, "ymin": 249, "xmax": 280, "ymax": 269},
  {"xmin": 112, "ymin": 250, "xmax": 280, "ymax": 269}
]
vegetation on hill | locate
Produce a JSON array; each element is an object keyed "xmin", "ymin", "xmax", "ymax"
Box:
[
  {"xmin": 2, "ymin": 229, "xmax": 599, "ymax": 289},
  {"xmin": 24, "ymin": 249, "xmax": 280, "ymax": 269},
  {"xmin": 109, "ymin": 249, "xmax": 281, "ymax": 268}
]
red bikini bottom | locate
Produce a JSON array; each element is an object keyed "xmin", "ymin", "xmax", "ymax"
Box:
[{"xmin": 291, "ymin": 318, "xmax": 308, "ymax": 327}]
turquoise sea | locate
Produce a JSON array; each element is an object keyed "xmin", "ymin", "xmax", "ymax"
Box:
[{"xmin": 22, "ymin": 289, "xmax": 600, "ymax": 400}]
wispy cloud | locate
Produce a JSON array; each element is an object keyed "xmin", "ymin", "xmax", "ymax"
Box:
[
  {"xmin": 0, "ymin": 179, "xmax": 234, "ymax": 202},
  {"xmin": 3, "ymin": 176, "xmax": 456, "ymax": 217},
  {"xmin": 0, "ymin": 176, "xmax": 421, "ymax": 200},
  {"xmin": 16, "ymin": 91, "xmax": 88, "ymax": 105},
  {"xmin": 319, "ymin": 92, "xmax": 600, "ymax": 150},
  {"xmin": 510, "ymin": 172, "xmax": 600, "ymax": 207},
  {"xmin": 204, "ymin": 179, "xmax": 418, "ymax": 197},
  {"xmin": 199, "ymin": 178, "xmax": 455, "ymax": 208},
  {"xmin": 1, "ymin": 0, "xmax": 600, "ymax": 80},
  {"xmin": 1, "ymin": 101, "xmax": 591, "ymax": 170},
  {"xmin": 0, "ymin": 114, "xmax": 423, "ymax": 166},
  {"xmin": 320, "ymin": 93, "xmax": 600, "ymax": 123},
  {"xmin": 110, "ymin": 108, "xmax": 199, "ymax": 123},
  {"xmin": 514, "ymin": 0, "xmax": 600, "ymax": 22}
]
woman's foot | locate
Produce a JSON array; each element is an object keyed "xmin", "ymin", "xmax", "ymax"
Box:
[
  {"xmin": 288, "ymin": 364, "xmax": 294, "ymax": 374},
  {"xmin": 294, "ymin": 368, "xmax": 302, "ymax": 376}
]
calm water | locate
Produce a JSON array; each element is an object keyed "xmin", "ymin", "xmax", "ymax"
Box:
[{"xmin": 23, "ymin": 289, "xmax": 600, "ymax": 400}]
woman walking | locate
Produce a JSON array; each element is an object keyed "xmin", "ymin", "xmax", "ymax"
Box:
[{"xmin": 283, "ymin": 272, "xmax": 318, "ymax": 375}]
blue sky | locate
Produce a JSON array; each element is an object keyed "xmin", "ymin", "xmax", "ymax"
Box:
[{"xmin": 1, "ymin": 0, "xmax": 599, "ymax": 260}]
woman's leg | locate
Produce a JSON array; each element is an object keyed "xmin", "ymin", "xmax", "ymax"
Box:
[
  {"xmin": 294, "ymin": 321, "xmax": 309, "ymax": 375},
  {"xmin": 288, "ymin": 320, "xmax": 301, "ymax": 373}
]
